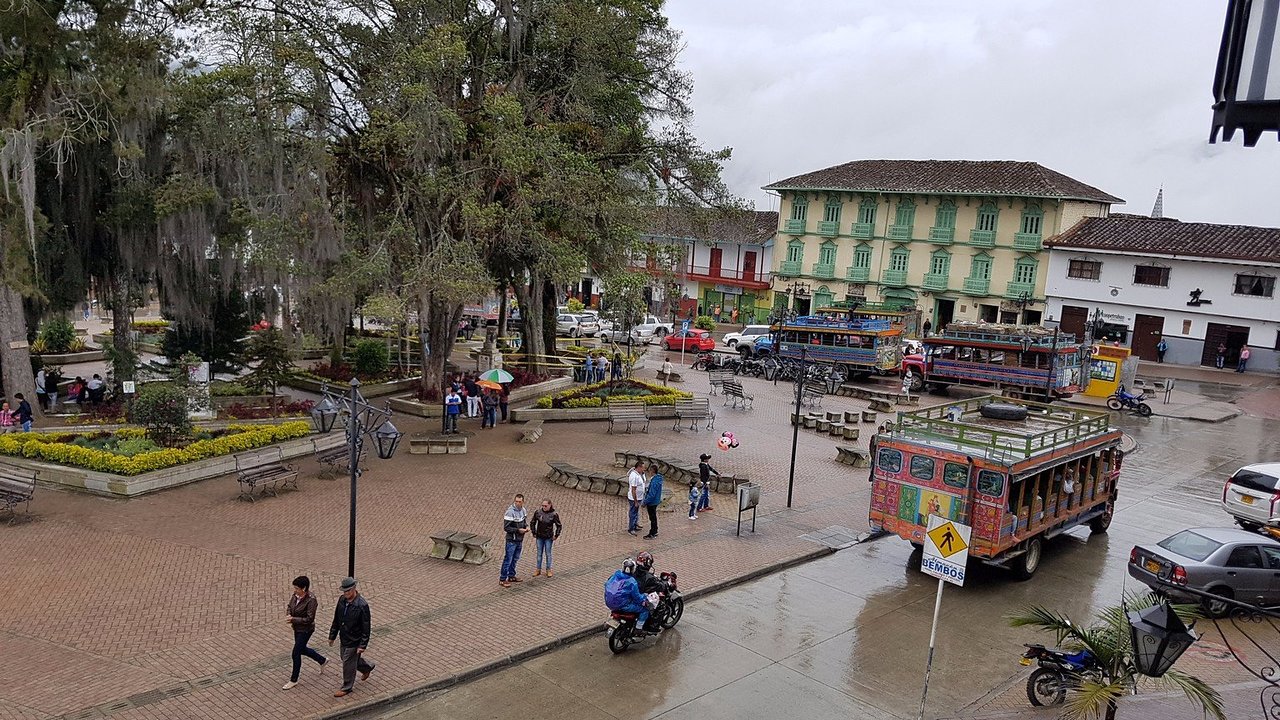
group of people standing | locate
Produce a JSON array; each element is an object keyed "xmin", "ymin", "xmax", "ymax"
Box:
[
  {"xmin": 443, "ymin": 374, "xmax": 509, "ymax": 433},
  {"xmin": 582, "ymin": 351, "xmax": 623, "ymax": 383},
  {"xmin": 499, "ymin": 493, "xmax": 563, "ymax": 587},
  {"xmin": 625, "ymin": 454, "xmax": 717, "ymax": 535}
]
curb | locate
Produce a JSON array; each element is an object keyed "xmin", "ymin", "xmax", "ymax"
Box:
[{"xmin": 316, "ymin": 545, "xmax": 835, "ymax": 720}]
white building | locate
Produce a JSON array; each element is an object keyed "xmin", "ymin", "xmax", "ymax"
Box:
[{"xmin": 1044, "ymin": 214, "xmax": 1279, "ymax": 370}]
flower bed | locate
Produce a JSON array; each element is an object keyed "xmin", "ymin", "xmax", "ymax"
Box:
[
  {"xmin": 534, "ymin": 379, "xmax": 690, "ymax": 409},
  {"xmin": 0, "ymin": 421, "xmax": 311, "ymax": 476}
]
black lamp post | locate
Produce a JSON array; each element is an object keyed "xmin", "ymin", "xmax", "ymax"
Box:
[
  {"xmin": 1127, "ymin": 602, "xmax": 1198, "ymax": 678},
  {"xmin": 311, "ymin": 379, "xmax": 404, "ymax": 577},
  {"xmin": 786, "ymin": 344, "xmax": 807, "ymax": 508},
  {"xmin": 1211, "ymin": 0, "xmax": 1280, "ymax": 146}
]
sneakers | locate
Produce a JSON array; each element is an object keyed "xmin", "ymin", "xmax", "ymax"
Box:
[
  {"xmin": 318, "ymin": 659, "xmax": 327, "ymax": 675},
  {"xmin": 282, "ymin": 681, "xmax": 298, "ymax": 690},
  {"xmin": 628, "ymin": 529, "xmax": 639, "ymax": 536},
  {"xmin": 688, "ymin": 515, "xmax": 697, "ymax": 520}
]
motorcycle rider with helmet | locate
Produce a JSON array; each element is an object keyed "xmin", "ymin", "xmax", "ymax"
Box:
[
  {"xmin": 604, "ymin": 558, "xmax": 656, "ymax": 635},
  {"xmin": 633, "ymin": 551, "xmax": 668, "ymax": 594}
]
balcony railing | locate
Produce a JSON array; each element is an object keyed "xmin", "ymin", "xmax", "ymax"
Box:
[
  {"xmin": 785, "ymin": 218, "xmax": 806, "ymax": 235},
  {"xmin": 922, "ymin": 273, "xmax": 949, "ymax": 291},
  {"xmin": 1013, "ymin": 233, "xmax": 1043, "ymax": 251},
  {"xmin": 928, "ymin": 227, "xmax": 954, "ymax": 244},
  {"xmin": 881, "ymin": 269, "xmax": 909, "ymax": 287},
  {"xmin": 846, "ymin": 266, "xmax": 870, "ymax": 282},
  {"xmin": 811, "ymin": 262, "xmax": 835, "ymax": 279},
  {"xmin": 817, "ymin": 220, "xmax": 839, "ymax": 237},
  {"xmin": 887, "ymin": 224, "xmax": 914, "ymax": 241},
  {"xmin": 1005, "ymin": 281, "xmax": 1037, "ymax": 299},
  {"xmin": 779, "ymin": 260, "xmax": 802, "ymax": 276},
  {"xmin": 680, "ymin": 265, "xmax": 771, "ymax": 284},
  {"xmin": 969, "ymin": 229, "xmax": 996, "ymax": 247},
  {"xmin": 962, "ymin": 276, "xmax": 990, "ymax": 295},
  {"xmin": 851, "ymin": 222, "xmax": 874, "ymax": 239}
]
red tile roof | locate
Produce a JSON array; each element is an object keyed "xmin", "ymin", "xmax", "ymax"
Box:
[
  {"xmin": 644, "ymin": 208, "xmax": 777, "ymax": 244},
  {"xmin": 763, "ymin": 160, "xmax": 1122, "ymax": 204},
  {"xmin": 1047, "ymin": 214, "xmax": 1280, "ymax": 263}
]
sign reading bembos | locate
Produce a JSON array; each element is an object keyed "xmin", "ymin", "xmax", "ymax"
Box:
[{"xmin": 921, "ymin": 514, "xmax": 971, "ymax": 587}]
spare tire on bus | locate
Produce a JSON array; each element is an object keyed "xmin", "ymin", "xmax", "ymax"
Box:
[{"xmin": 979, "ymin": 402, "xmax": 1029, "ymax": 421}]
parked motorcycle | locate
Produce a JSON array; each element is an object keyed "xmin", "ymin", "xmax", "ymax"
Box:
[
  {"xmin": 1106, "ymin": 385, "xmax": 1153, "ymax": 417},
  {"xmin": 1020, "ymin": 643, "xmax": 1100, "ymax": 706},
  {"xmin": 606, "ymin": 571, "xmax": 683, "ymax": 654}
]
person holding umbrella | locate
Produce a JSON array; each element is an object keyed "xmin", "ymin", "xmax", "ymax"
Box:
[{"xmin": 478, "ymin": 382, "xmax": 501, "ymax": 428}]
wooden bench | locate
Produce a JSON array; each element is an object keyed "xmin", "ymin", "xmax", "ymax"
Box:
[
  {"xmin": 836, "ymin": 446, "xmax": 871, "ymax": 467},
  {"xmin": 722, "ymin": 379, "xmax": 754, "ymax": 410},
  {"xmin": 673, "ymin": 397, "xmax": 715, "ymax": 431},
  {"xmin": 234, "ymin": 447, "xmax": 298, "ymax": 502},
  {"xmin": 608, "ymin": 399, "xmax": 650, "ymax": 434},
  {"xmin": 520, "ymin": 419, "xmax": 544, "ymax": 444},
  {"xmin": 707, "ymin": 369, "xmax": 733, "ymax": 395},
  {"xmin": 429, "ymin": 530, "xmax": 492, "ymax": 564},
  {"xmin": 316, "ymin": 438, "xmax": 367, "ymax": 476},
  {"xmin": 802, "ymin": 380, "xmax": 826, "ymax": 407},
  {"xmin": 0, "ymin": 463, "xmax": 36, "ymax": 519}
]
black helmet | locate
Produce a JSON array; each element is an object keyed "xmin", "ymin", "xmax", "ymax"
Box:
[{"xmin": 636, "ymin": 551, "xmax": 654, "ymax": 569}]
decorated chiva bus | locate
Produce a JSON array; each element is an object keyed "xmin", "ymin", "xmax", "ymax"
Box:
[
  {"xmin": 902, "ymin": 322, "xmax": 1088, "ymax": 401},
  {"xmin": 868, "ymin": 396, "xmax": 1123, "ymax": 579},
  {"xmin": 814, "ymin": 300, "xmax": 924, "ymax": 338},
  {"xmin": 762, "ymin": 315, "xmax": 902, "ymax": 377}
]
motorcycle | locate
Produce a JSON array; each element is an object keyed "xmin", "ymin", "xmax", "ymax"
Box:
[
  {"xmin": 1106, "ymin": 385, "xmax": 1152, "ymax": 417},
  {"xmin": 1020, "ymin": 643, "xmax": 1100, "ymax": 706},
  {"xmin": 690, "ymin": 353, "xmax": 715, "ymax": 371},
  {"xmin": 606, "ymin": 571, "xmax": 683, "ymax": 654}
]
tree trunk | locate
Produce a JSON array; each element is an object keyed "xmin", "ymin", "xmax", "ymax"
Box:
[
  {"xmin": 417, "ymin": 291, "xmax": 462, "ymax": 397},
  {"xmin": 514, "ymin": 276, "xmax": 545, "ymax": 374},
  {"xmin": 1105, "ymin": 699, "xmax": 1117, "ymax": 720},
  {"xmin": 108, "ymin": 274, "xmax": 136, "ymax": 393},
  {"xmin": 0, "ymin": 283, "xmax": 38, "ymax": 414},
  {"xmin": 496, "ymin": 284, "xmax": 508, "ymax": 341},
  {"xmin": 541, "ymin": 278, "xmax": 557, "ymax": 361}
]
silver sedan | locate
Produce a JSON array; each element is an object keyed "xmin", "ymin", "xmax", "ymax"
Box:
[{"xmin": 1127, "ymin": 526, "xmax": 1280, "ymax": 617}]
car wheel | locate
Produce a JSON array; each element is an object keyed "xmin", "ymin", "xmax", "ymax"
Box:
[
  {"xmin": 655, "ymin": 328, "xmax": 667, "ymax": 338},
  {"xmin": 1203, "ymin": 587, "xmax": 1234, "ymax": 618},
  {"xmin": 727, "ymin": 339, "xmax": 738, "ymax": 347},
  {"xmin": 906, "ymin": 369, "xmax": 924, "ymax": 391},
  {"xmin": 1235, "ymin": 517, "xmax": 1262, "ymax": 532}
]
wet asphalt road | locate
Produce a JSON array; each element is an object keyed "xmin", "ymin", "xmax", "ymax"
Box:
[{"xmin": 364, "ymin": 411, "xmax": 1280, "ymax": 720}]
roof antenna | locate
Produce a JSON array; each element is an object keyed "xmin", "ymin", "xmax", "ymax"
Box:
[{"xmin": 1150, "ymin": 186, "xmax": 1164, "ymax": 219}]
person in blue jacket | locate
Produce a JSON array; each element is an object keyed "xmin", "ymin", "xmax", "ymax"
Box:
[
  {"xmin": 642, "ymin": 468, "xmax": 664, "ymax": 539},
  {"xmin": 604, "ymin": 558, "xmax": 653, "ymax": 632}
]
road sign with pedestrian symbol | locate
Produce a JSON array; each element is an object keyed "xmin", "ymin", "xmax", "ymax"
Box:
[{"xmin": 921, "ymin": 515, "xmax": 971, "ymax": 587}]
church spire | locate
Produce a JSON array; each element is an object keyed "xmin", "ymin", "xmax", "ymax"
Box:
[{"xmin": 1151, "ymin": 186, "xmax": 1164, "ymax": 218}]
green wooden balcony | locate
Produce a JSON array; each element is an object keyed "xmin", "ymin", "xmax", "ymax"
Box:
[
  {"xmin": 969, "ymin": 229, "xmax": 996, "ymax": 247},
  {"xmin": 850, "ymin": 222, "xmax": 875, "ymax": 239},
  {"xmin": 881, "ymin": 269, "xmax": 909, "ymax": 287},
  {"xmin": 922, "ymin": 273, "xmax": 949, "ymax": 291},
  {"xmin": 887, "ymin": 224, "xmax": 914, "ymax": 241},
  {"xmin": 1005, "ymin": 281, "xmax": 1037, "ymax": 299},
  {"xmin": 779, "ymin": 260, "xmax": 802, "ymax": 276},
  {"xmin": 962, "ymin": 276, "xmax": 990, "ymax": 295},
  {"xmin": 928, "ymin": 227, "xmax": 954, "ymax": 244},
  {"xmin": 811, "ymin": 263, "xmax": 836, "ymax": 279},
  {"xmin": 1013, "ymin": 233, "xmax": 1043, "ymax": 251},
  {"xmin": 817, "ymin": 221, "xmax": 839, "ymax": 237},
  {"xmin": 785, "ymin": 219, "xmax": 806, "ymax": 235},
  {"xmin": 846, "ymin": 266, "xmax": 870, "ymax": 282}
]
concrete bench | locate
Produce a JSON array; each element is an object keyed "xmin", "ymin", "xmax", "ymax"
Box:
[
  {"xmin": 840, "ymin": 426, "xmax": 860, "ymax": 441},
  {"xmin": 409, "ymin": 435, "xmax": 468, "ymax": 454},
  {"xmin": 674, "ymin": 397, "xmax": 715, "ymax": 431},
  {"xmin": 608, "ymin": 400, "xmax": 650, "ymax": 434},
  {"xmin": 429, "ymin": 530, "xmax": 492, "ymax": 564},
  {"xmin": 520, "ymin": 419, "xmax": 544, "ymax": 444},
  {"xmin": 816, "ymin": 419, "xmax": 832, "ymax": 432},
  {"xmin": 0, "ymin": 463, "xmax": 36, "ymax": 519},
  {"xmin": 803, "ymin": 414, "xmax": 820, "ymax": 429},
  {"xmin": 828, "ymin": 422, "xmax": 845, "ymax": 437},
  {"xmin": 836, "ymin": 446, "xmax": 871, "ymax": 467},
  {"xmin": 869, "ymin": 398, "xmax": 895, "ymax": 413},
  {"xmin": 861, "ymin": 410, "xmax": 878, "ymax": 423},
  {"xmin": 234, "ymin": 447, "xmax": 297, "ymax": 502},
  {"xmin": 608, "ymin": 452, "xmax": 748, "ymax": 495},
  {"xmin": 546, "ymin": 462, "xmax": 626, "ymax": 495}
]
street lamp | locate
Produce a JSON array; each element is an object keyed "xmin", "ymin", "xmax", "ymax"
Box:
[
  {"xmin": 787, "ymin": 345, "xmax": 807, "ymax": 508},
  {"xmin": 1211, "ymin": 0, "xmax": 1280, "ymax": 146},
  {"xmin": 1127, "ymin": 602, "xmax": 1198, "ymax": 678},
  {"xmin": 313, "ymin": 379, "xmax": 403, "ymax": 577}
]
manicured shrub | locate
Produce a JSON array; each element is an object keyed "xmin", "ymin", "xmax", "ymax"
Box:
[{"xmin": 694, "ymin": 315, "xmax": 715, "ymax": 331}]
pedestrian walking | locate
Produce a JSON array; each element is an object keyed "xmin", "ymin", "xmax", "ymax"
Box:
[
  {"xmin": 481, "ymin": 387, "xmax": 499, "ymax": 428},
  {"xmin": 13, "ymin": 393, "xmax": 32, "ymax": 432},
  {"xmin": 642, "ymin": 467, "xmax": 664, "ymax": 539},
  {"xmin": 922, "ymin": 319, "xmax": 933, "ymax": 337},
  {"xmin": 327, "ymin": 577, "xmax": 374, "ymax": 698},
  {"xmin": 498, "ymin": 384, "xmax": 510, "ymax": 423},
  {"xmin": 661, "ymin": 357, "xmax": 674, "ymax": 386},
  {"xmin": 530, "ymin": 498, "xmax": 562, "ymax": 577},
  {"xmin": 1237, "ymin": 346, "xmax": 1251, "ymax": 373},
  {"xmin": 464, "ymin": 376, "xmax": 482, "ymax": 417},
  {"xmin": 1156, "ymin": 338, "xmax": 1168, "ymax": 363},
  {"xmin": 35, "ymin": 368, "xmax": 47, "ymax": 411},
  {"xmin": 0, "ymin": 402, "xmax": 15, "ymax": 433},
  {"xmin": 444, "ymin": 387, "xmax": 462, "ymax": 434},
  {"xmin": 626, "ymin": 461, "xmax": 646, "ymax": 535},
  {"xmin": 688, "ymin": 481, "xmax": 701, "ymax": 520},
  {"xmin": 611, "ymin": 351, "xmax": 623, "ymax": 381},
  {"xmin": 500, "ymin": 494, "xmax": 529, "ymax": 587},
  {"xmin": 1216, "ymin": 343, "xmax": 1227, "ymax": 369},
  {"xmin": 283, "ymin": 575, "xmax": 327, "ymax": 690},
  {"xmin": 697, "ymin": 453, "xmax": 717, "ymax": 512}
]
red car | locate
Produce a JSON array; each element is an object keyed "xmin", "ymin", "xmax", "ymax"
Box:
[{"xmin": 662, "ymin": 329, "xmax": 715, "ymax": 352}]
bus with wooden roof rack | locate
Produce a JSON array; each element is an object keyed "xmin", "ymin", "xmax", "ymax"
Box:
[
  {"xmin": 868, "ymin": 396, "xmax": 1123, "ymax": 580},
  {"xmin": 814, "ymin": 300, "xmax": 924, "ymax": 337},
  {"xmin": 758, "ymin": 315, "xmax": 903, "ymax": 379},
  {"xmin": 900, "ymin": 322, "xmax": 1088, "ymax": 401}
]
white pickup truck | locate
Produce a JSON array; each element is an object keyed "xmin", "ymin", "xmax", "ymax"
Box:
[{"xmin": 627, "ymin": 315, "xmax": 674, "ymax": 344}]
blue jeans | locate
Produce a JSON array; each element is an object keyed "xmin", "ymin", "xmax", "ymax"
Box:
[
  {"xmin": 445, "ymin": 413, "xmax": 458, "ymax": 432},
  {"xmin": 698, "ymin": 484, "xmax": 711, "ymax": 510},
  {"xmin": 536, "ymin": 537, "xmax": 554, "ymax": 570},
  {"xmin": 21, "ymin": 420, "xmax": 32, "ymax": 432},
  {"xmin": 628, "ymin": 501, "xmax": 640, "ymax": 531},
  {"xmin": 500, "ymin": 539, "xmax": 523, "ymax": 580},
  {"xmin": 617, "ymin": 602, "xmax": 649, "ymax": 628},
  {"xmin": 290, "ymin": 630, "xmax": 326, "ymax": 681},
  {"xmin": 1238, "ymin": 359, "xmax": 1248, "ymax": 372},
  {"xmin": 482, "ymin": 406, "xmax": 497, "ymax": 427}
]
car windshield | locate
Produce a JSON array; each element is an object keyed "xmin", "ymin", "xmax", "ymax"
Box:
[
  {"xmin": 1232, "ymin": 469, "xmax": 1280, "ymax": 493},
  {"xmin": 1157, "ymin": 531, "xmax": 1223, "ymax": 562}
]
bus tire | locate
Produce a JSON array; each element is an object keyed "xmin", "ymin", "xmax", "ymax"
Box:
[
  {"xmin": 1011, "ymin": 537, "xmax": 1042, "ymax": 581},
  {"xmin": 905, "ymin": 369, "xmax": 924, "ymax": 391},
  {"xmin": 979, "ymin": 402, "xmax": 1029, "ymax": 421},
  {"xmin": 1089, "ymin": 506, "xmax": 1113, "ymax": 534}
]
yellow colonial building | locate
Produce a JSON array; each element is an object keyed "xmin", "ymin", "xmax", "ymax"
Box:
[{"xmin": 762, "ymin": 160, "xmax": 1122, "ymax": 328}]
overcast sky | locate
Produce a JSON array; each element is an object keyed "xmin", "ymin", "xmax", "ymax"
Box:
[{"xmin": 664, "ymin": 1, "xmax": 1280, "ymax": 228}]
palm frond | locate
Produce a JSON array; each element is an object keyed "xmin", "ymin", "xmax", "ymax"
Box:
[
  {"xmin": 1060, "ymin": 678, "xmax": 1126, "ymax": 720},
  {"xmin": 1154, "ymin": 669, "xmax": 1227, "ymax": 720},
  {"xmin": 1009, "ymin": 605, "xmax": 1083, "ymax": 646}
]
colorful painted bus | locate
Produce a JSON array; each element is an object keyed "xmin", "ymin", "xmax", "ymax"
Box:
[
  {"xmin": 868, "ymin": 396, "xmax": 1123, "ymax": 579},
  {"xmin": 902, "ymin": 323, "xmax": 1088, "ymax": 401},
  {"xmin": 815, "ymin": 301, "xmax": 923, "ymax": 337},
  {"xmin": 760, "ymin": 315, "xmax": 902, "ymax": 376}
]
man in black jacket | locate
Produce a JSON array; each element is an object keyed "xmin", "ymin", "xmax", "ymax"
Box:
[{"xmin": 328, "ymin": 577, "xmax": 375, "ymax": 697}]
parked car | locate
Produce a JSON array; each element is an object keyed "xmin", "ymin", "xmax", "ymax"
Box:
[
  {"xmin": 724, "ymin": 325, "xmax": 771, "ymax": 348},
  {"xmin": 662, "ymin": 328, "xmax": 715, "ymax": 352},
  {"xmin": 1127, "ymin": 526, "xmax": 1280, "ymax": 616},
  {"xmin": 1222, "ymin": 463, "xmax": 1280, "ymax": 530},
  {"xmin": 555, "ymin": 313, "xmax": 582, "ymax": 336},
  {"xmin": 629, "ymin": 315, "xmax": 674, "ymax": 344},
  {"xmin": 572, "ymin": 314, "xmax": 600, "ymax": 337}
]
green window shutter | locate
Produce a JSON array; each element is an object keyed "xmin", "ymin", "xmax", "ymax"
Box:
[
  {"xmin": 823, "ymin": 199, "xmax": 842, "ymax": 224},
  {"xmin": 895, "ymin": 201, "xmax": 916, "ymax": 226},
  {"xmin": 787, "ymin": 241, "xmax": 804, "ymax": 262},
  {"xmin": 934, "ymin": 202, "xmax": 957, "ymax": 229},
  {"xmin": 1019, "ymin": 207, "xmax": 1043, "ymax": 235},
  {"xmin": 971, "ymin": 254, "xmax": 991, "ymax": 279},
  {"xmin": 854, "ymin": 244, "xmax": 872, "ymax": 268},
  {"xmin": 791, "ymin": 196, "xmax": 808, "ymax": 221},
  {"xmin": 819, "ymin": 242, "xmax": 836, "ymax": 265},
  {"xmin": 930, "ymin": 250, "xmax": 951, "ymax": 275},
  {"xmin": 891, "ymin": 248, "xmax": 910, "ymax": 272},
  {"xmin": 1015, "ymin": 259, "xmax": 1037, "ymax": 284},
  {"xmin": 976, "ymin": 204, "xmax": 998, "ymax": 232},
  {"xmin": 858, "ymin": 202, "xmax": 876, "ymax": 225}
]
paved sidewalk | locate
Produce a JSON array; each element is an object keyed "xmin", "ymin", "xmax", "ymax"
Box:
[{"xmin": 1065, "ymin": 389, "xmax": 1242, "ymax": 422}]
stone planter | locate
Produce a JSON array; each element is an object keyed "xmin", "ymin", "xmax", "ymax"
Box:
[
  {"xmin": 211, "ymin": 394, "xmax": 294, "ymax": 409},
  {"xmin": 281, "ymin": 375, "xmax": 422, "ymax": 399},
  {"xmin": 509, "ymin": 404, "xmax": 683, "ymax": 422},
  {"xmin": 387, "ymin": 376, "xmax": 575, "ymax": 418},
  {"xmin": 3, "ymin": 432, "xmax": 343, "ymax": 498},
  {"xmin": 34, "ymin": 349, "xmax": 105, "ymax": 364}
]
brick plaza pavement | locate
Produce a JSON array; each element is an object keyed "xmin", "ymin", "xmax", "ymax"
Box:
[{"xmin": 0, "ymin": 371, "xmax": 885, "ymax": 720}]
